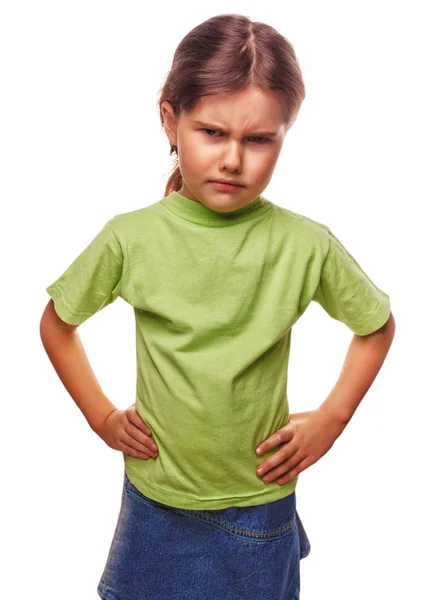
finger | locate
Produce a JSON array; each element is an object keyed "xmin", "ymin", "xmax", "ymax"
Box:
[
  {"xmin": 256, "ymin": 443, "xmax": 298, "ymax": 477},
  {"xmin": 256, "ymin": 425, "xmax": 294, "ymax": 455},
  {"xmin": 127, "ymin": 408, "xmax": 152, "ymax": 436},
  {"xmin": 122, "ymin": 430, "xmax": 158, "ymax": 457},
  {"xmin": 125, "ymin": 421, "xmax": 159, "ymax": 454},
  {"xmin": 260, "ymin": 450, "xmax": 303, "ymax": 482},
  {"xmin": 276, "ymin": 457, "xmax": 311, "ymax": 485},
  {"xmin": 120, "ymin": 440, "xmax": 153, "ymax": 460}
]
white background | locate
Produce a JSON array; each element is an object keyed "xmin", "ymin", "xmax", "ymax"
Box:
[{"xmin": 1, "ymin": 1, "xmax": 423, "ymax": 598}]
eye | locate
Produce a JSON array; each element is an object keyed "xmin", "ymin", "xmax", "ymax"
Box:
[
  {"xmin": 201, "ymin": 129, "xmax": 270, "ymax": 144},
  {"xmin": 203, "ymin": 128, "xmax": 222, "ymax": 137},
  {"xmin": 249, "ymin": 136, "xmax": 271, "ymax": 144}
]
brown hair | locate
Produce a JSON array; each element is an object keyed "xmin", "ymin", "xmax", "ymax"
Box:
[{"xmin": 156, "ymin": 14, "xmax": 306, "ymax": 197}]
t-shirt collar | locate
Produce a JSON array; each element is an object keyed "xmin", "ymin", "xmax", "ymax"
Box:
[{"xmin": 160, "ymin": 190, "xmax": 271, "ymax": 227}]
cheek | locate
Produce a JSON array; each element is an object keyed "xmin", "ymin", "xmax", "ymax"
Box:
[
  {"xmin": 179, "ymin": 138, "xmax": 210, "ymax": 172},
  {"xmin": 246, "ymin": 150, "xmax": 279, "ymax": 179}
]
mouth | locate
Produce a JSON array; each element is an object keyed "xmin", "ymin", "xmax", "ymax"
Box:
[{"xmin": 209, "ymin": 180, "xmax": 245, "ymax": 191}]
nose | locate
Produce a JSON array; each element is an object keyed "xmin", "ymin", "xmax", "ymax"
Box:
[{"xmin": 220, "ymin": 141, "xmax": 243, "ymax": 173}]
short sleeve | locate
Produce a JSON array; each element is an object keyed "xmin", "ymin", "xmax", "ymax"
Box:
[
  {"xmin": 46, "ymin": 217, "xmax": 124, "ymax": 326},
  {"xmin": 312, "ymin": 228, "xmax": 391, "ymax": 335}
]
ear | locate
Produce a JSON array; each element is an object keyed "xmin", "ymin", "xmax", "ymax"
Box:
[{"xmin": 160, "ymin": 100, "xmax": 178, "ymax": 146}]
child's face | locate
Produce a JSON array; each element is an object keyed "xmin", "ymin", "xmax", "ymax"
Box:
[{"xmin": 161, "ymin": 84, "xmax": 287, "ymax": 211}]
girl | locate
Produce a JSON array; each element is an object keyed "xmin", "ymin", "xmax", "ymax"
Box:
[{"xmin": 41, "ymin": 13, "xmax": 395, "ymax": 600}]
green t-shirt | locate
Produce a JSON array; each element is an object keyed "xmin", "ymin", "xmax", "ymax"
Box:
[{"xmin": 46, "ymin": 190, "xmax": 391, "ymax": 509}]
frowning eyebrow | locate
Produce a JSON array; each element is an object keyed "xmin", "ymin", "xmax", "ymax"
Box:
[{"xmin": 192, "ymin": 120, "xmax": 279, "ymax": 137}]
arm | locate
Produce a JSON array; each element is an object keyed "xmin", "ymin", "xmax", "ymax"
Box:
[
  {"xmin": 254, "ymin": 311, "xmax": 396, "ymax": 485},
  {"xmin": 40, "ymin": 299, "xmax": 118, "ymax": 433},
  {"xmin": 319, "ymin": 311, "xmax": 396, "ymax": 426}
]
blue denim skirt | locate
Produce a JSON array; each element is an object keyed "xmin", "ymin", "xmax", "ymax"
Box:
[{"xmin": 97, "ymin": 470, "xmax": 311, "ymax": 600}]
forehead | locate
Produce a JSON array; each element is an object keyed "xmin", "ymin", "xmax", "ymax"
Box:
[{"xmin": 184, "ymin": 86, "xmax": 285, "ymax": 131}]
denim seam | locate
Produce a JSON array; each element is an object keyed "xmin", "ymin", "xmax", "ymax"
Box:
[
  {"xmin": 291, "ymin": 582, "xmax": 300, "ymax": 600},
  {"xmin": 300, "ymin": 539, "xmax": 311, "ymax": 558},
  {"xmin": 97, "ymin": 584, "xmax": 117, "ymax": 600},
  {"xmin": 125, "ymin": 482, "xmax": 296, "ymax": 541}
]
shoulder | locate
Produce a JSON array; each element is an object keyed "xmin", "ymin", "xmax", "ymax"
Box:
[
  {"xmin": 106, "ymin": 201, "xmax": 164, "ymax": 245},
  {"xmin": 267, "ymin": 200, "xmax": 330, "ymax": 253},
  {"xmin": 110, "ymin": 201, "xmax": 161, "ymax": 229}
]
